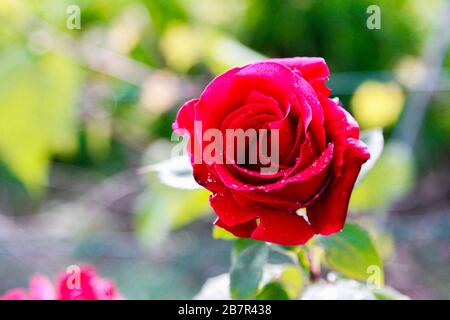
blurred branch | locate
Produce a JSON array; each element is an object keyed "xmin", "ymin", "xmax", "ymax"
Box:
[
  {"xmin": 79, "ymin": 43, "xmax": 153, "ymax": 84},
  {"xmin": 393, "ymin": 1, "xmax": 450, "ymax": 147},
  {"xmin": 329, "ymin": 69, "xmax": 450, "ymax": 95},
  {"xmin": 75, "ymin": 42, "xmax": 200, "ymax": 100},
  {"xmin": 29, "ymin": 17, "xmax": 201, "ymax": 100},
  {"xmin": 0, "ymin": 167, "xmax": 140, "ymax": 239}
]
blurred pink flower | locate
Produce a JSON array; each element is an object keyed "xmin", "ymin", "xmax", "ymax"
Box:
[
  {"xmin": 56, "ymin": 265, "xmax": 122, "ymax": 300},
  {"xmin": 1, "ymin": 288, "xmax": 29, "ymax": 300},
  {"xmin": 29, "ymin": 275, "xmax": 56, "ymax": 299},
  {"xmin": 1, "ymin": 265, "xmax": 122, "ymax": 300}
]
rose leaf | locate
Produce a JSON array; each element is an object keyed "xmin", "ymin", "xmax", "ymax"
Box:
[
  {"xmin": 317, "ymin": 223, "xmax": 384, "ymax": 283},
  {"xmin": 230, "ymin": 239, "xmax": 269, "ymax": 300}
]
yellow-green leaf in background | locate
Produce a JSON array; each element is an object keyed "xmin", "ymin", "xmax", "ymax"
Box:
[
  {"xmin": 212, "ymin": 225, "xmax": 237, "ymax": 241},
  {"xmin": 279, "ymin": 265, "xmax": 304, "ymax": 299},
  {"xmin": 256, "ymin": 281, "xmax": 289, "ymax": 300},
  {"xmin": 0, "ymin": 52, "xmax": 81, "ymax": 193},
  {"xmin": 372, "ymin": 286, "xmax": 409, "ymax": 300}
]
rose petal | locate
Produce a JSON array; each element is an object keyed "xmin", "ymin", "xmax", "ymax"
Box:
[
  {"xmin": 272, "ymin": 143, "xmax": 334, "ymax": 203},
  {"xmin": 229, "ymin": 162, "xmax": 284, "ymax": 183},
  {"xmin": 225, "ymin": 107, "xmax": 278, "ymax": 131},
  {"xmin": 268, "ymin": 57, "xmax": 330, "ymax": 80},
  {"xmin": 196, "ymin": 66, "xmax": 244, "ymax": 129},
  {"xmin": 284, "ymin": 131, "xmax": 321, "ymax": 175},
  {"xmin": 266, "ymin": 116, "xmax": 296, "ymax": 164},
  {"xmin": 214, "ymin": 218, "xmax": 257, "ymax": 238},
  {"xmin": 214, "ymin": 143, "xmax": 333, "ymax": 193},
  {"xmin": 172, "ymin": 99, "xmax": 204, "ymax": 166},
  {"xmin": 210, "ymin": 189, "xmax": 257, "ymax": 226},
  {"xmin": 307, "ymin": 138, "xmax": 370, "ymax": 235},
  {"xmin": 322, "ymin": 97, "xmax": 361, "ymax": 176},
  {"xmin": 172, "ymin": 98, "xmax": 198, "ymax": 135},
  {"xmin": 251, "ymin": 208, "xmax": 315, "ymax": 245},
  {"xmin": 269, "ymin": 57, "xmax": 331, "ymax": 96},
  {"xmin": 244, "ymin": 91, "xmax": 284, "ymax": 117}
]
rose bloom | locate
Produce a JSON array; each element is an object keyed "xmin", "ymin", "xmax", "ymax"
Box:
[
  {"xmin": 1, "ymin": 265, "xmax": 122, "ymax": 300},
  {"xmin": 173, "ymin": 57, "xmax": 370, "ymax": 245}
]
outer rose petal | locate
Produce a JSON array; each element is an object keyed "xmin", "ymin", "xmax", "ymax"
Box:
[
  {"xmin": 268, "ymin": 57, "xmax": 331, "ymax": 96},
  {"xmin": 210, "ymin": 189, "xmax": 257, "ymax": 226},
  {"xmin": 196, "ymin": 66, "xmax": 244, "ymax": 129},
  {"xmin": 322, "ymin": 97, "xmax": 360, "ymax": 176},
  {"xmin": 251, "ymin": 209, "xmax": 315, "ymax": 245},
  {"xmin": 230, "ymin": 189, "xmax": 300, "ymax": 212},
  {"xmin": 172, "ymin": 98, "xmax": 198, "ymax": 135},
  {"xmin": 268, "ymin": 57, "xmax": 329, "ymax": 80},
  {"xmin": 29, "ymin": 275, "xmax": 55, "ymax": 300},
  {"xmin": 172, "ymin": 99, "xmax": 223, "ymax": 193},
  {"xmin": 307, "ymin": 138, "xmax": 370, "ymax": 235},
  {"xmin": 214, "ymin": 218, "xmax": 257, "ymax": 238}
]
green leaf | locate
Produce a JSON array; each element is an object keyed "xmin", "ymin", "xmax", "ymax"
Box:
[
  {"xmin": 170, "ymin": 188, "xmax": 211, "ymax": 228},
  {"xmin": 212, "ymin": 225, "xmax": 237, "ymax": 240},
  {"xmin": 230, "ymin": 239, "xmax": 269, "ymax": 300},
  {"xmin": 295, "ymin": 247, "xmax": 311, "ymax": 277},
  {"xmin": 318, "ymin": 223, "xmax": 383, "ymax": 283},
  {"xmin": 372, "ymin": 287, "xmax": 409, "ymax": 300},
  {"xmin": 279, "ymin": 265, "xmax": 304, "ymax": 299},
  {"xmin": 256, "ymin": 282, "xmax": 289, "ymax": 300}
]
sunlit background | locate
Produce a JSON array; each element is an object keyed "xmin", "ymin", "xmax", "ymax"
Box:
[{"xmin": 0, "ymin": 0, "xmax": 449, "ymax": 299}]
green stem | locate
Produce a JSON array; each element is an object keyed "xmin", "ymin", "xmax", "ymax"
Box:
[{"xmin": 308, "ymin": 246, "xmax": 321, "ymax": 282}]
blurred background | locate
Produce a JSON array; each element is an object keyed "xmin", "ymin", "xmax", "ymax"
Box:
[{"xmin": 0, "ymin": 0, "xmax": 449, "ymax": 299}]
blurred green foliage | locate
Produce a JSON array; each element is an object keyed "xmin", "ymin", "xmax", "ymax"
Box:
[
  {"xmin": 135, "ymin": 178, "xmax": 210, "ymax": 247},
  {"xmin": 351, "ymin": 142, "xmax": 415, "ymax": 212},
  {"xmin": 236, "ymin": 0, "xmax": 427, "ymax": 71},
  {"xmin": 0, "ymin": 0, "xmax": 449, "ymax": 300},
  {"xmin": 0, "ymin": 0, "xmax": 448, "ymax": 246}
]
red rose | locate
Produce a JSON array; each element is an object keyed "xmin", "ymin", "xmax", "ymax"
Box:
[
  {"xmin": 57, "ymin": 265, "xmax": 121, "ymax": 300},
  {"xmin": 1, "ymin": 265, "xmax": 122, "ymax": 300},
  {"xmin": 173, "ymin": 57, "xmax": 370, "ymax": 245}
]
